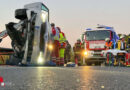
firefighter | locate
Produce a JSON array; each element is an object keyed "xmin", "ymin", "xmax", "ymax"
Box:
[
  {"xmin": 116, "ymin": 35, "xmax": 127, "ymax": 66},
  {"xmin": 64, "ymin": 40, "xmax": 71, "ymax": 64},
  {"xmin": 57, "ymin": 27, "xmax": 66, "ymax": 66},
  {"xmin": 105, "ymin": 38, "xmax": 114, "ymax": 65},
  {"xmin": 51, "ymin": 23, "xmax": 60, "ymax": 65},
  {"xmin": 127, "ymin": 34, "xmax": 130, "ymax": 52},
  {"xmin": 73, "ymin": 39, "xmax": 82, "ymax": 65},
  {"xmin": 105, "ymin": 38, "xmax": 113, "ymax": 49},
  {"xmin": 117, "ymin": 35, "xmax": 126, "ymax": 50}
]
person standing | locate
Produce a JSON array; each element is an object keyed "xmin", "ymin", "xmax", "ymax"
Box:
[
  {"xmin": 51, "ymin": 23, "xmax": 60, "ymax": 65},
  {"xmin": 105, "ymin": 38, "xmax": 114, "ymax": 65},
  {"xmin": 105, "ymin": 38, "xmax": 113, "ymax": 50},
  {"xmin": 57, "ymin": 27, "xmax": 66, "ymax": 66},
  {"xmin": 73, "ymin": 39, "xmax": 82, "ymax": 65},
  {"xmin": 64, "ymin": 41, "xmax": 71, "ymax": 64},
  {"xmin": 117, "ymin": 35, "xmax": 126, "ymax": 50}
]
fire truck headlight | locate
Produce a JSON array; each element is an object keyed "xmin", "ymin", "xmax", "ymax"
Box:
[{"xmin": 83, "ymin": 51, "xmax": 88, "ymax": 56}]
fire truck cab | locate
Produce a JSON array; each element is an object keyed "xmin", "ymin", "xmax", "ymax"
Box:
[{"xmin": 82, "ymin": 25, "xmax": 119, "ymax": 65}]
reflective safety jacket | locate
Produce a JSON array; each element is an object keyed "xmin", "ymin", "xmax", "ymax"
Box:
[
  {"xmin": 59, "ymin": 32, "xmax": 66, "ymax": 48},
  {"xmin": 73, "ymin": 42, "xmax": 82, "ymax": 54},
  {"xmin": 116, "ymin": 40, "xmax": 126, "ymax": 50},
  {"xmin": 105, "ymin": 41, "xmax": 113, "ymax": 49},
  {"xmin": 65, "ymin": 43, "xmax": 71, "ymax": 53},
  {"xmin": 59, "ymin": 32, "xmax": 66, "ymax": 43},
  {"xmin": 117, "ymin": 40, "xmax": 121, "ymax": 50}
]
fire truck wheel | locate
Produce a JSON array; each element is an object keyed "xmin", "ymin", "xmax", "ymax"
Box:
[
  {"xmin": 116, "ymin": 59, "xmax": 125, "ymax": 67},
  {"xmin": 85, "ymin": 61, "xmax": 92, "ymax": 66}
]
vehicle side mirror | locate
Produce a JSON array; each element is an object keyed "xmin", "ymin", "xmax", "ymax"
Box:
[{"xmin": 81, "ymin": 34, "xmax": 85, "ymax": 42}]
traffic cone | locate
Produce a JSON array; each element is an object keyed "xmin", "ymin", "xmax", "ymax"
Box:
[{"xmin": 52, "ymin": 57, "xmax": 56, "ymax": 64}]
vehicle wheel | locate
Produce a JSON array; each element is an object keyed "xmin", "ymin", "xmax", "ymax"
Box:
[
  {"xmin": 86, "ymin": 62, "xmax": 92, "ymax": 66},
  {"xmin": 106, "ymin": 53, "xmax": 114, "ymax": 66}
]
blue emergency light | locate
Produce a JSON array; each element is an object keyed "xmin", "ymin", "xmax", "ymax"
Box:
[
  {"xmin": 86, "ymin": 28, "xmax": 92, "ymax": 30},
  {"xmin": 105, "ymin": 27, "xmax": 113, "ymax": 30}
]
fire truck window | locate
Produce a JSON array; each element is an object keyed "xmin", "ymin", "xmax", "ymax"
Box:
[{"xmin": 86, "ymin": 30, "xmax": 110, "ymax": 41}]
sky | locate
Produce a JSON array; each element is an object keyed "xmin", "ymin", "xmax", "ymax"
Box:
[{"xmin": 0, "ymin": 0, "xmax": 130, "ymax": 48}]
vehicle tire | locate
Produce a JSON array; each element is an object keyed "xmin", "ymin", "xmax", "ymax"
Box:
[
  {"xmin": 106, "ymin": 53, "xmax": 114, "ymax": 66},
  {"xmin": 86, "ymin": 62, "xmax": 92, "ymax": 66}
]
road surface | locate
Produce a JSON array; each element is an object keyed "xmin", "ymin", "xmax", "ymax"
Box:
[{"xmin": 0, "ymin": 66, "xmax": 130, "ymax": 90}]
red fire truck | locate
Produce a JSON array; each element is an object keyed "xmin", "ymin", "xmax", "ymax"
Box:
[{"xmin": 82, "ymin": 25, "xmax": 119, "ymax": 65}]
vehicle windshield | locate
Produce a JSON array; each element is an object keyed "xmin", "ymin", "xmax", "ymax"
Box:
[{"xmin": 85, "ymin": 30, "xmax": 110, "ymax": 41}]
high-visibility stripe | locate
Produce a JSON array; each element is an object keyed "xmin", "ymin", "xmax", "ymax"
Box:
[
  {"xmin": 52, "ymin": 57, "xmax": 56, "ymax": 63},
  {"xmin": 105, "ymin": 41, "xmax": 112, "ymax": 49},
  {"xmin": 60, "ymin": 58, "xmax": 64, "ymax": 65},
  {"xmin": 56, "ymin": 58, "xmax": 60, "ymax": 66}
]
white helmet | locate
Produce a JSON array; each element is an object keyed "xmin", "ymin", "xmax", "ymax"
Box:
[
  {"xmin": 120, "ymin": 35, "xmax": 125, "ymax": 39},
  {"xmin": 77, "ymin": 39, "xmax": 81, "ymax": 42},
  {"xmin": 105, "ymin": 38, "xmax": 110, "ymax": 42}
]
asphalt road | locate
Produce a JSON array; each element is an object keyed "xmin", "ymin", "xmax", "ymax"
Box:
[{"xmin": 0, "ymin": 66, "xmax": 130, "ymax": 90}]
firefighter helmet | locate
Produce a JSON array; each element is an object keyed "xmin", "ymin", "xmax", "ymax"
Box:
[
  {"xmin": 120, "ymin": 35, "xmax": 125, "ymax": 39},
  {"xmin": 105, "ymin": 38, "xmax": 110, "ymax": 42},
  {"xmin": 77, "ymin": 39, "xmax": 81, "ymax": 42},
  {"xmin": 51, "ymin": 23, "xmax": 55, "ymax": 27}
]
